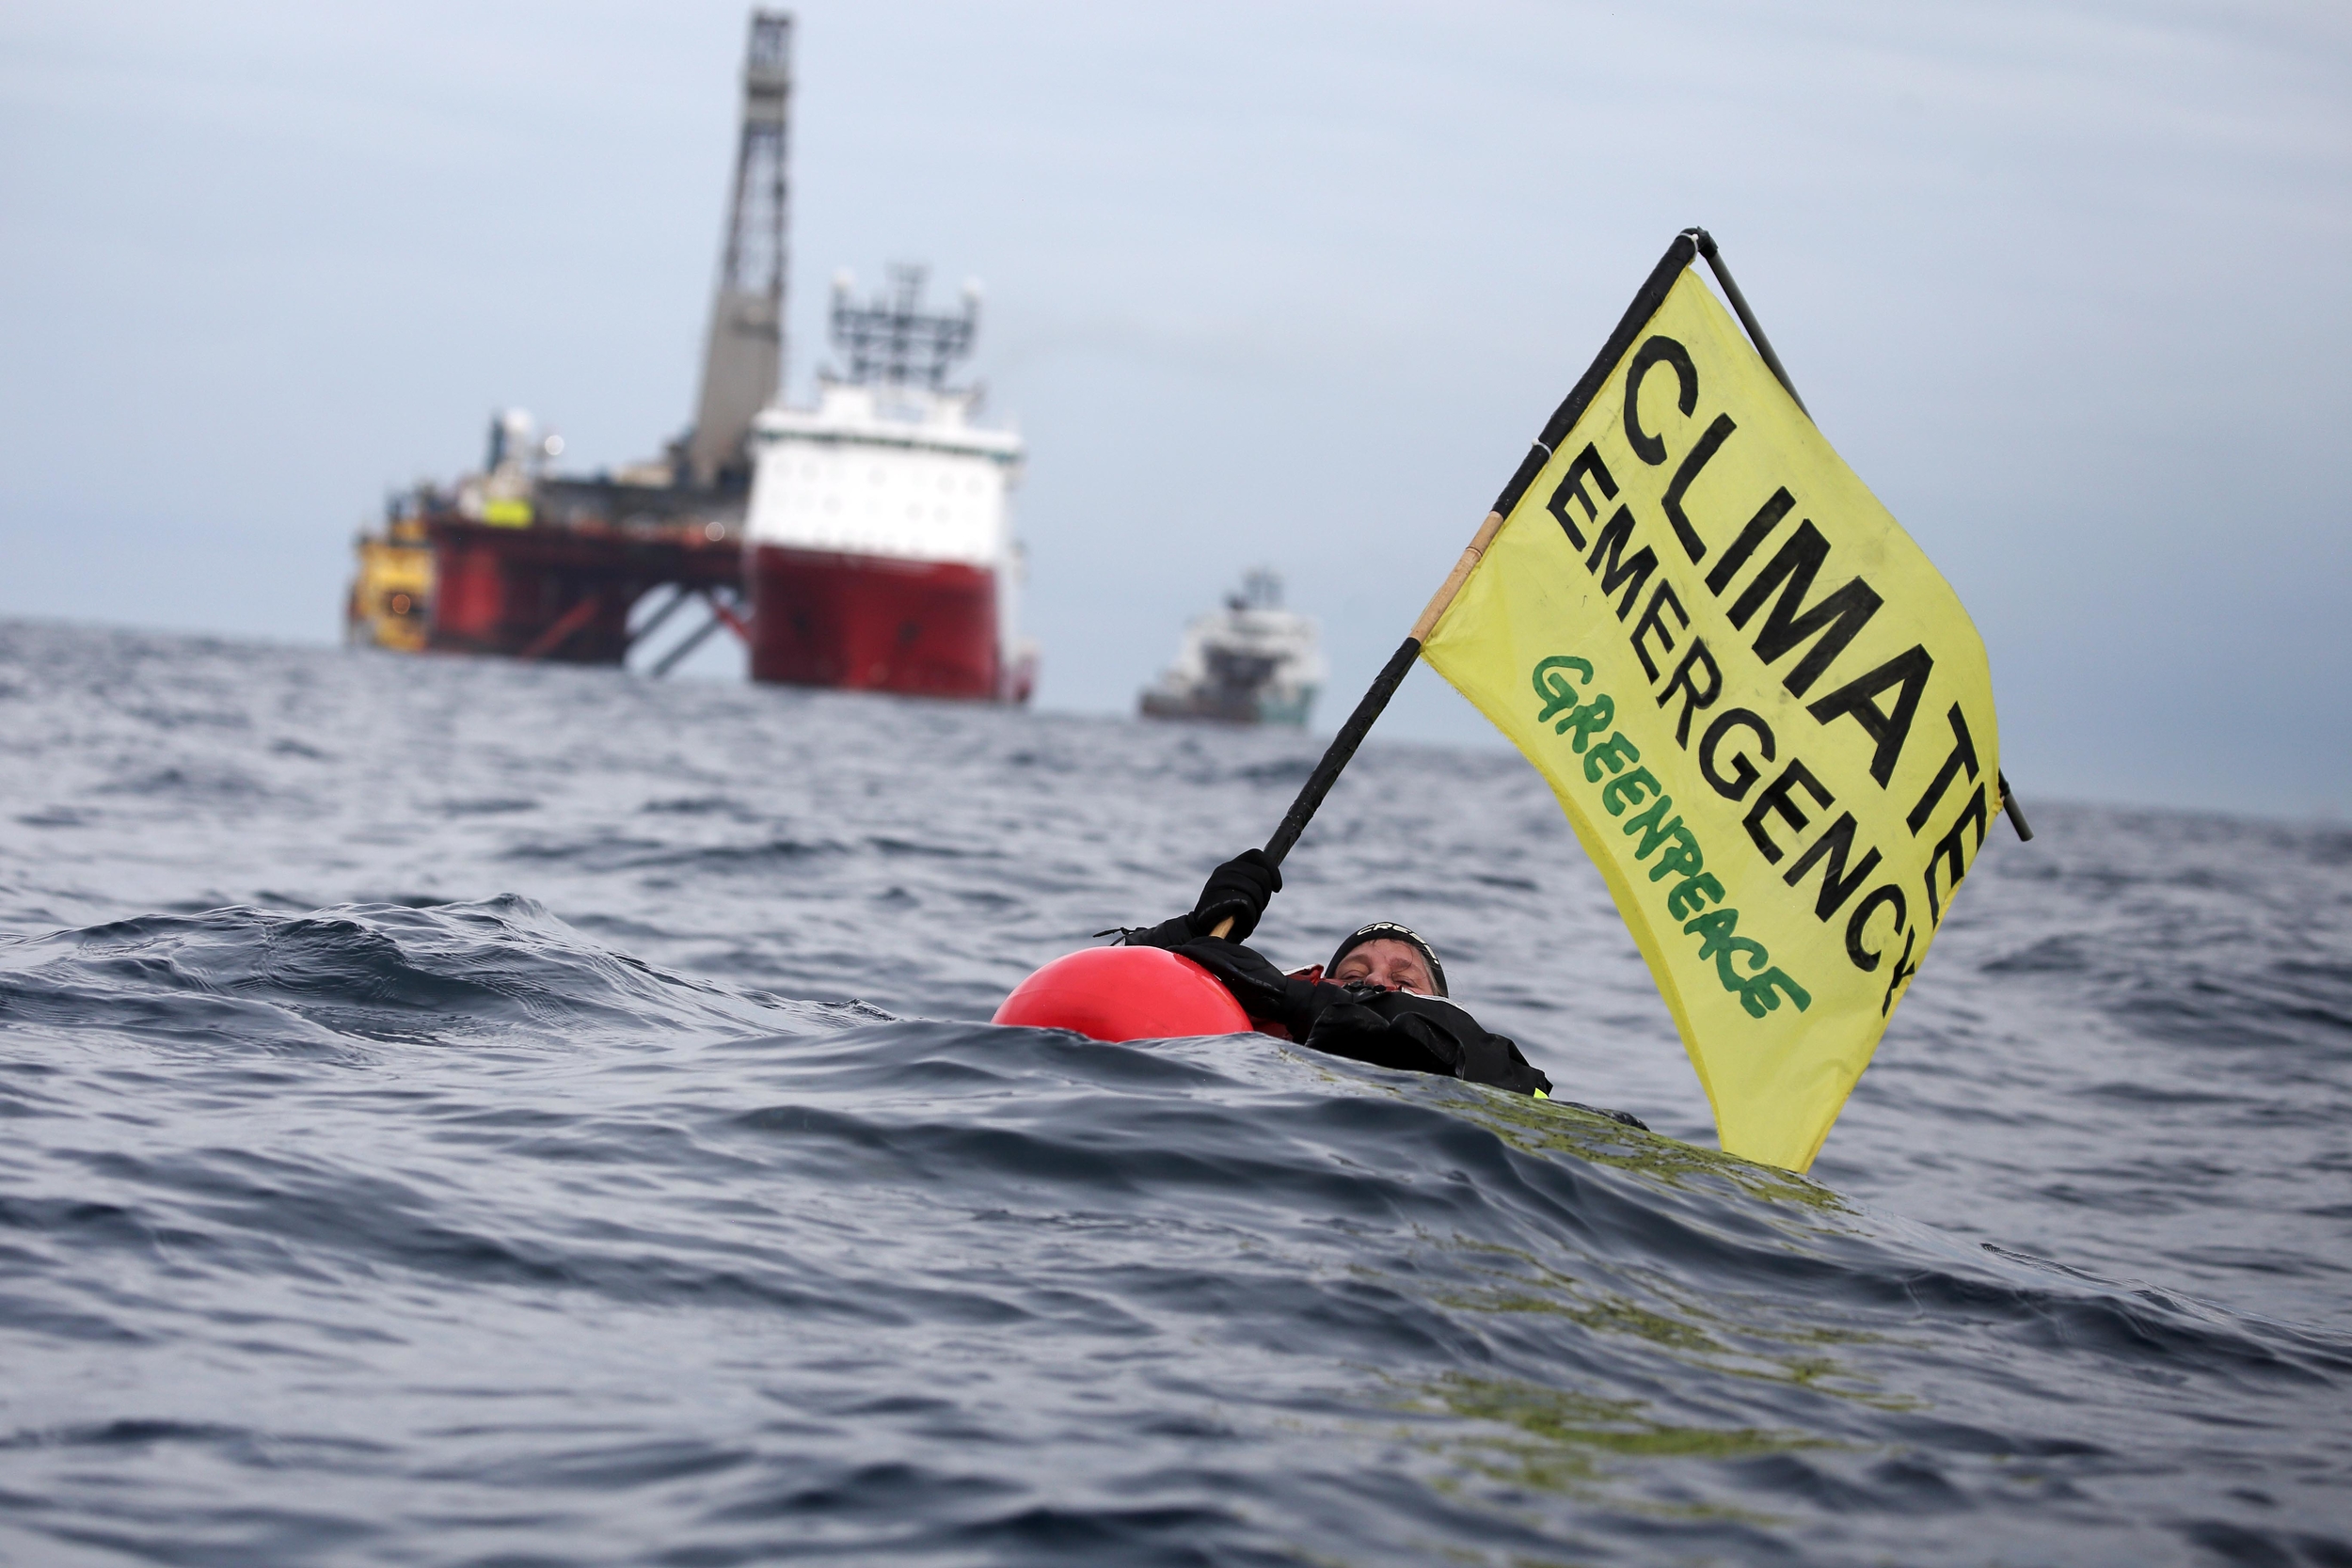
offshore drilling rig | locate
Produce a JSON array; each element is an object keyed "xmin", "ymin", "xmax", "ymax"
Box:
[{"xmin": 347, "ymin": 11, "xmax": 793, "ymax": 673}]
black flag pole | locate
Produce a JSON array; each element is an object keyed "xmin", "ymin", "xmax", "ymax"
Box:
[
  {"xmin": 1227, "ymin": 228, "xmax": 2027, "ymax": 920},
  {"xmin": 1257, "ymin": 501, "xmax": 1507, "ymax": 867},
  {"xmin": 1683, "ymin": 229, "xmax": 1807, "ymax": 419},
  {"xmin": 1204, "ymin": 546, "xmax": 1491, "ymax": 935}
]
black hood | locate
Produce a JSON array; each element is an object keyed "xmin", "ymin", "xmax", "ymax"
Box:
[{"xmin": 1326, "ymin": 922, "xmax": 1448, "ymax": 996}]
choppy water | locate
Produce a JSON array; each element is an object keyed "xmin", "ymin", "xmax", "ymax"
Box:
[{"xmin": 1, "ymin": 618, "xmax": 2346, "ymax": 1566}]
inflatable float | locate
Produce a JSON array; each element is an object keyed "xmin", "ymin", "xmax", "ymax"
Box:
[{"xmin": 992, "ymin": 946, "xmax": 1249, "ymax": 1041}]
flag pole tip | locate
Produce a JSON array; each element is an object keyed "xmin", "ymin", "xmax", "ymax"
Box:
[{"xmin": 1997, "ymin": 771, "xmax": 2035, "ymax": 842}]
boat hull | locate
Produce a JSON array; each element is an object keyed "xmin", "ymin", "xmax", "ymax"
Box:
[
  {"xmin": 747, "ymin": 544, "xmax": 1007, "ymax": 701},
  {"xmin": 1138, "ymin": 684, "xmax": 1317, "ymax": 727}
]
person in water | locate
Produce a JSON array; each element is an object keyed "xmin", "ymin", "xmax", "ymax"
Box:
[{"xmin": 1120, "ymin": 849, "xmax": 1645, "ymax": 1125}]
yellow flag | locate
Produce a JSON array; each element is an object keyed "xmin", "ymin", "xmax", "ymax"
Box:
[{"xmin": 1422, "ymin": 256, "xmax": 1999, "ymax": 1172}]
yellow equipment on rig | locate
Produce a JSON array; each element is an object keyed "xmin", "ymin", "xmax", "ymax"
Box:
[{"xmin": 346, "ymin": 515, "xmax": 434, "ymax": 654}]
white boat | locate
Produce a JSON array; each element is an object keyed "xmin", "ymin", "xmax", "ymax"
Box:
[{"xmin": 1139, "ymin": 570, "xmax": 1325, "ymax": 727}]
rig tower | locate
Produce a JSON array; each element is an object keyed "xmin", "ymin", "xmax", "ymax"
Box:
[{"xmin": 686, "ymin": 10, "xmax": 793, "ymax": 490}]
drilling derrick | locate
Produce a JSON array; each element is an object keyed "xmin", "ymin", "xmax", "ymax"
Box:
[
  {"xmin": 346, "ymin": 12, "xmax": 789, "ymax": 669},
  {"xmin": 686, "ymin": 11, "xmax": 793, "ymax": 491}
]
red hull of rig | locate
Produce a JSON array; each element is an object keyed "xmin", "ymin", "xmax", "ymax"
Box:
[
  {"xmin": 424, "ymin": 520, "xmax": 744, "ymax": 664},
  {"xmin": 746, "ymin": 545, "xmax": 1001, "ymax": 700}
]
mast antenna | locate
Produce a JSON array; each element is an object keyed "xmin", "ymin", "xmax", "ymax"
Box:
[{"xmin": 829, "ymin": 264, "xmax": 979, "ymax": 390}]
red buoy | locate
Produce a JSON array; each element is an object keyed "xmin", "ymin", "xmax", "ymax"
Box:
[{"xmin": 992, "ymin": 945, "xmax": 1251, "ymax": 1041}]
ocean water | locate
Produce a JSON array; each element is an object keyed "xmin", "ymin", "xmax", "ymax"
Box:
[{"xmin": 0, "ymin": 617, "xmax": 2345, "ymax": 1566}]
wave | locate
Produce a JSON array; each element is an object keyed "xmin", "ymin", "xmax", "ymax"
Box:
[
  {"xmin": 2, "ymin": 623, "xmax": 2347, "ymax": 1563},
  {"xmin": 0, "ymin": 896, "xmax": 866, "ymax": 1055},
  {"xmin": 5, "ymin": 899, "xmax": 2345, "ymax": 1562}
]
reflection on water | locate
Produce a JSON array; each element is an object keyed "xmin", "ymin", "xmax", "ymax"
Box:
[{"xmin": 1411, "ymin": 1370, "xmax": 1829, "ymax": 1510}]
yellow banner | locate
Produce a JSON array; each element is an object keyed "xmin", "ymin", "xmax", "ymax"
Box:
[{"xmin": 1423, "ymin": 265, "xmax": 1998, "ymax": 1171}]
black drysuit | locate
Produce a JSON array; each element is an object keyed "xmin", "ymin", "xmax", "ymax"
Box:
[
  {"xmin": 1120, "ymin": 918, "xmax": 1554, "ymax": 1099},
  {"xmin": 1117, "ymin": 849, "xmax": 1645, "ymax": 1124}
]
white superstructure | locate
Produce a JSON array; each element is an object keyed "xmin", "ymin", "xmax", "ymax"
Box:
[
  {"xmin": 739, "ymin": 264, "xmax": 1035, "ymax": 702},
  {"xmin": 745, "ymin": 381, "xmax": 1023, "ymax": 567}
]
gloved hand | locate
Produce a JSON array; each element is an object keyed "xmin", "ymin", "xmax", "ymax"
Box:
[
  {"xmin": 1302, "ymin": 989, "xmax": 1463, "ymax": 1077},
  {"xmin": 1189, "ymin": 848, "xmax": 1282, "ymax": 943},
  {"xmin": 1302, "ymin": 986, "xmax": 1555, "ymax": 1097},
  {"xmin": 1171, "ymin": 937, "xmax": 1328, "ymax": 1034},
  {"xmin": 1166, "ymin": 942, "xmax": 1564, "ymax": 1101}
]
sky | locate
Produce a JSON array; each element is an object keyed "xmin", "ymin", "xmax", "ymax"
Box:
[{"xmin": 1, "ymin": 0, "xmax": 2345, "ymax": 817}]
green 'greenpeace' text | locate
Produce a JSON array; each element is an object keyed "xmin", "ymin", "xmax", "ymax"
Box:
[{"xmin": 1534, "ymin": 655, "xmax": 1812, "ymax": 1022}]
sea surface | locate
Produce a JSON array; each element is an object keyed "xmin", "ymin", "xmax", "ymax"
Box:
[{"xmin": 1, "ymin": 618, "xmax": 2346, "ymax": 1566}]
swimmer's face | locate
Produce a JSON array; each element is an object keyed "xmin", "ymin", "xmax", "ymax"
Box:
[{"xmin": 1330, "ymin": 938, "xmax": 1436, "ymax": 995}]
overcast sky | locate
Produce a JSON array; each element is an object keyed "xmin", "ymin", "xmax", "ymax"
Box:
[{"xmin": 2, "ymin": 0, "xmax": 2344, "ymax": 816}]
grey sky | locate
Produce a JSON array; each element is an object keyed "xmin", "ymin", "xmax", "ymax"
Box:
[{"xmin": 2, "ymin": 0, "xmax": 2344, "ymax": 816}]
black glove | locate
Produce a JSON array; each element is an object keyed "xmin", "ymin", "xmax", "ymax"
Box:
[
  {"xmin": 1302, "ymin": 986, "xmax": 1554, "ymax": 1098},
  {"xmin": 1191, "ymin": 848, "xmax": 1282, "ymax": 942},
  {"xmin": 1107, "ymin": 849, "xmax": 1283, "ymax": 951},
  {"xmin": 1302, "ymin": 991, "xmax": 1461, "ymax": 1077},
  {"xmin": 1170, "ymin": 938, "xmax": 1329, "ymax": 1035}
]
